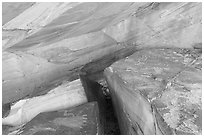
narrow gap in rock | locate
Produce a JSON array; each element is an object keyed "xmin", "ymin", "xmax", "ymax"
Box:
[{"xmin": 80, "ymin": 73, "xmax": 120, "ymax": 135}]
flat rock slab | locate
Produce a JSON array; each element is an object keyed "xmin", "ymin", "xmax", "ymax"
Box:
[
  {"xmin": 104, "ymin": 48, "xmax": 201, "ymax": 135},
  {"xmin": 2, "ymin": 102, "xmax": 102, "ymax": 135}
]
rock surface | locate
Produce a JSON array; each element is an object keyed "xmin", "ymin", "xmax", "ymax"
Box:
[
  {"xmin": 2, "ymin": 2, "xmax": 202, "ymax": 135},
  {"xmin": 104, "ymin": 48, "xmax": 202, "ymax": 135},
  {"xmin": 2, "ymin": 2, "xmax": 201, "ymax": 105},
  {"xmin": 2, "ymin": 102, "xmax": 102, "ymax": 135},
  {"xmin": 2, "ymin": 2, "xmax": 34, "ymax": 25},
  {"xmin": 2, "ymin": 79, "xmax": 87, "ymax": 127}
]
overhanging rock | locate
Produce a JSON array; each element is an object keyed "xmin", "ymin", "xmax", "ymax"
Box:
[{"xmin": 2, "ymin": 2, "xmax": 201, "ymax": 105}]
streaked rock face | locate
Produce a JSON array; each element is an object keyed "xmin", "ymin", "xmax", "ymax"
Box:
[
  {"xmin": 2, "ymin": 2, "xmax": 201, "ymax": 105},
  {"xmin": 2, "ymin": 2, "xmax": 35, "ymax": 25},
  {"xmin": 104, "ymin": 48, "xmax": 201, "ymax": 135},
  {"xmin": 3, "ymin": 102, "xmax": 102, "ymax": 135},
  {"xmin": 3, "ymin": 3, "xmax": 201, "ymax": 51},
  {"xmin": 2, "ymin": 51, "xmax": 76, "ymax": 104}
]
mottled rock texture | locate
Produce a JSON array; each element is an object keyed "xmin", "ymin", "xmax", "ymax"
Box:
[{"xmin": 104, "ymin": 48, "xmax": 201, "ymax": 135}]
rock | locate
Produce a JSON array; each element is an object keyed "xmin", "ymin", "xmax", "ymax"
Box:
[
  {"xmin": 2, "ymin": 2, "xmax": 34, "ymax": 25},
  {"xmin": 2, "ymin": 51, "xmax": 79, "ymax": 105},
  {"xmin": 3, "ymin": 102, "xmax": 102, "ymax": 135},
  {"xmin": 2, "ymin": 2, "xmax": 201, "ymax": 105},
  {"xmin": 2, "ymin": 103, "xmax": 10, "ymax": 118},
  {"xmin": 2, "ymin": 2, "xmax": 80, "ymax": 50},
  {"xmin": 103, "ymin": 2, "xmax": 202, "ymax": 49},
  {"xmin": 104, "ymin": 48, "xmax": 202, "ymax": 135},
  {"xmin": 2, "ymin": 43, "xmax": 137, "ymax": 105},
  {"xmin": 80, "ymin": 75, "xmax": 106, "ymax": 133},
  {"xmin": 2, "ymin": 2, "xmax": 202, "ymax": 135},
  {"xmin": 2, "ymin": 79, "xmax": 87, "ymax": 126}
]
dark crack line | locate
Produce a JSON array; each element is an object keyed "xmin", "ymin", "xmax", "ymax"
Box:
[{"xmin": 2, "ymin": 28, "xmax": 32, "ymax": 32}]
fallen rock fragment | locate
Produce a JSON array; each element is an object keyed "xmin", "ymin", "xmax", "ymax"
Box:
[
  {"xmin": 104, "ymin": 48, "xmax": 202, "ymax": 135},
  {"xmin": 3, "ymin": 102, "xmax": 101, "ymax": 135},
  {"xmin": 2, "ymin": 79, "xmax": 87, "ymax": 127}
]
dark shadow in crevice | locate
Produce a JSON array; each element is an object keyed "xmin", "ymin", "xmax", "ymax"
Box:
[{"xmin": 80, "ymin": 74, "xmax": 120, "ymax": 135}]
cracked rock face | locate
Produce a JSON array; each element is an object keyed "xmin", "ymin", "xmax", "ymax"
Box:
[{"xmin": 104, "ymin": 48, "xmax": 202, "ymax": 135}]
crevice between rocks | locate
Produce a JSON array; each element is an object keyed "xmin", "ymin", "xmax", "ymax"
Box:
[{"xmin": 80, "ymin": 73, "xmax": 121, "ymax": 135}]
